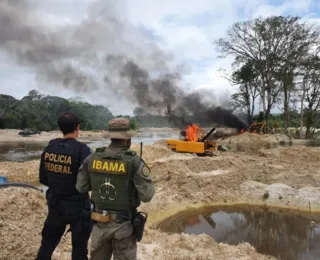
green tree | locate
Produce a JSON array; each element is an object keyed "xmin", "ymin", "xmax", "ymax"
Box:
[
  {"xmin": 298, "ymin": 50, "xmax": 320, "ymax": 138},
  {"xmin": 229, "ymin": 61, "xmax": 259, "ymax": 124},
  {"xmin": 22, "ymin": 89, "xmax": 44, "ymax": 101},
  {"xmin": 215, "ymin": 16, "xmax": 320, "ymax": 133},
  {"xmin": 133, "ymin": 107, "xmax": 146, "ymax": 116},
  {"xmin": 0, "ymin": 94, "xmax": 17, "ymax": 128},
  {"xmin": 0, "ymin": 90, "xmax": 114, "ymax": 131}
]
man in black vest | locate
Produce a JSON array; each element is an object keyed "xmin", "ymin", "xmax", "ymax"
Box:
[{"xmin": 36, "ymin": 112, "xmax": 93, "ymax": 260}]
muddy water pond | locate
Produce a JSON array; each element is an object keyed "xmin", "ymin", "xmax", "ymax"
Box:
[
  {"xmin": 0, "ymin": 131, "xmax": 179, "ymax": 162},
  {"xmin": 158, "ymin": 205, "xmax": 320, "ymax": 260},
  {"xmin": 0, "ymin": 142, "xmax": 47, "ymax": 162}
]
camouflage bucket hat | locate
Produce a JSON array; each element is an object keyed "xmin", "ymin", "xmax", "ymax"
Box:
[{"xmin": 102, "ymin": 117, "xmax": 137, "ymax": 140}]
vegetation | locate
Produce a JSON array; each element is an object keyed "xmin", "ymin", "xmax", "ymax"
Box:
[
  {"xmin": 216, "ymin": 15, "xmax": 320, "ymax": 137},
  {"xmin": 2, "ymin": 88, "xmax": 319, "ymax": 134},
  {"xmin": 0, "ymin": 90, "xmax": 116, "ymax": 131}
]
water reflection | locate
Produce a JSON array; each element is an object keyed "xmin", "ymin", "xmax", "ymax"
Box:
[
  {"xmin": 0, "ymin": 131, "xmax": 179, "ymax": 162},
  {"xmin": 158, "ymin": 206, "xmax": 320, "ymax": 260},
  {"xmin": 0, "ymin": 142, "xmax": 46, "ymax": 162}
]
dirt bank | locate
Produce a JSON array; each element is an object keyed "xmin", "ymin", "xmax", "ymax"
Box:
[
  {"xmin": 216, "ymin": 132, "xmax": 292, "ymax": 151},
  {"xmin": 1, "ymin": 139, "xmax": 320, "ymax": 259}
]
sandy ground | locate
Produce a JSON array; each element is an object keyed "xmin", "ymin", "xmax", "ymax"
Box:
[
  {"xmin": 216, "ymin": 132, "xmax": 293, "ymax": 151},
  {"xmin": 1, "ymin": 133, "xmax": 320, "ymax": 259}
]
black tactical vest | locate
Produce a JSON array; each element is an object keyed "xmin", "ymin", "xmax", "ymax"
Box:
[
  {"xmin": 90, "ymin": 147, "xmax": 139, "ymax": 212},
  {"xmin": 43, "ymin": 138, "xmax": 87, "ymax": 199}
]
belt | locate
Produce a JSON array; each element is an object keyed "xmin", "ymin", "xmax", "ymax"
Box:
[
  {"xmin": 94, "ymin": 209, "xmax": 114, "ymax": 215},
  {"xmin": 91, "ymin": 209, "xmax": 132, "ymax": 223}
]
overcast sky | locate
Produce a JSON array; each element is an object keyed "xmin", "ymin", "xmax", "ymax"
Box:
[{"xmin": 0, "ymin": 0, "xmax": 320, "ymax": 115}]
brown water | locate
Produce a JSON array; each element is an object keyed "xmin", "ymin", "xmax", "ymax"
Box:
[
  {"xmin": 0, "ymin": 142, "xmax": 46, "ymax": 162},
  {"xmin": 0, "ymin": 131, "xmax": 179, "ymax": 162},
  {"xmin": 158, "ymin": 205, "xmax": 320, "ymax": 260}
]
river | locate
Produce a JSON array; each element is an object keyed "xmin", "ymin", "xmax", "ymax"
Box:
[{"xmin": 0, "ymin": 130, "xmax": 180, "ymax": 162}]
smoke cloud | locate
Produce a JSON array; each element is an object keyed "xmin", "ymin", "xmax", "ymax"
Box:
[{"xmin": 0, "ymin": 0, "xmax": 248, "ymax": 130}]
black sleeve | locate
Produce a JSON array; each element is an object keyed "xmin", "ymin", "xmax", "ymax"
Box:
[
  {"xmin": 79, "ymin": 144, "xmax": 92, "ymax": 165},
  {"xmin": 39, "ymin": 151, "xmax": 49, "ymax": 186}
]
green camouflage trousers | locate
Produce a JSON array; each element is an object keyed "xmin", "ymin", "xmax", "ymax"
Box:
[{"xmin": 90, "ymin": 221, "xmax": 137, "ymax": 260}]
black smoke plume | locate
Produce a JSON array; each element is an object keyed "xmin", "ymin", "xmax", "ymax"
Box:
[
  {"xmin": 0, "ymin": 0, "xmax": 248, "ymax": 130},
  {"xmin": 114, "ymin": 60, "xmax": 248, "ymax": 130}
]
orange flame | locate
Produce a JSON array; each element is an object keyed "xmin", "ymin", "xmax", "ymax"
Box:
[{"xmin": 186, "ymin": 124, "xmax": 200, "ymax": 142}]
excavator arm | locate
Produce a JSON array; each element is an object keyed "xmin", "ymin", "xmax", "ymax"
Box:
[{"xmin": 247, "ymin": 121, "xmax": 266, "ymax": 134}]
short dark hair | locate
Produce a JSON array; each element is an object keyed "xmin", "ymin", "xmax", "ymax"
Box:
[
  {"xmin": 110, "ymin": 138, "xmax": 126, "ymax": 143},
  {"xmin": 57, "ymin": 112, "xmax": 80, "ymax": 135}
]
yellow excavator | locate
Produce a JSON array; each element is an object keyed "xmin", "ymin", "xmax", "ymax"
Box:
[
  {"xmin": 167, "ymin": 126, "xmax": 217, "ymax": 156},
  {"xmin": 247, "ymin": 121, "xmax": 266, "ymax": 134},
  {"xmin": 246, "ymin": 120, "xmax": 280, "ymax": 134}
]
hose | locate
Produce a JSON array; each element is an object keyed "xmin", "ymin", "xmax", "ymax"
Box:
[{"xmin": 0, "ymin": 182, "xmax": 44, "ymax": 193}]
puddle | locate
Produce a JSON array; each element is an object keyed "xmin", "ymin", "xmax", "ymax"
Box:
[
  {"xmin": 157, "ymin": 205, "xmax": 320, "ymax": 260},
  {"xmin": 0, "ymin": 142, "xmax": 46, "ymax": 162}
]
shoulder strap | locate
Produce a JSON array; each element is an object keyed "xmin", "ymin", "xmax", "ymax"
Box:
[
  {"xmin": 95, "ymin": 146, "xmax": 107, "ymax": 153},
  {"xmin": 124, "ymin": 149, "xmax": 137, "ymax": 157}
]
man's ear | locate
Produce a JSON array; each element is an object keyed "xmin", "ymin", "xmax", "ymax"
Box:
[
  {"xmin": 76, "ymin": 124, "xmax": 80, "ymax": 131},
  {"xmin": 127, "ymin": 138, "xmax": 131, "ymax": 148}
]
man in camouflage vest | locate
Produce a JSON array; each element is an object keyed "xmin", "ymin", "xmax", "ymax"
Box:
[{"xmin": 76, "ymin": 117, "xmax": 155, "ymax": 260}]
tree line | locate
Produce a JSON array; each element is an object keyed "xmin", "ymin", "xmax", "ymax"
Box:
[
  {"xmin": 0, "ymin": 89, "xmax": 317, "ymax": 134},
  {"xmin": 0, "ymin": 88, "xmax": 220, "ymax": 131},
  {"xmin": 0, "ymin": 90, "xmax": 114, "ymax": 131},
  {"xmin": 216, "ymin": 16, "xmax": 320, "ymax": 138},
  {"xmin": 0, "ymin": 90, "xmax": 179, "ymax": 131}
]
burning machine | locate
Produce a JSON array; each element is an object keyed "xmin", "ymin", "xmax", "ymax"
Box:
[{"xmin": 166, "ymin": 125, "xmax": 217, "ymax": 156}]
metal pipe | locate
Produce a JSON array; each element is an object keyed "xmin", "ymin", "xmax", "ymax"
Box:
[
  {"xmin": 0, "ymin": 183, "xmax": 44, "ymax": 192},
  {"xmin": 200, "ymin": 128, "xmax": 216, "ymax": 142}
]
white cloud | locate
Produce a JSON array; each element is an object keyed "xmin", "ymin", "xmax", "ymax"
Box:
[
  {"xmin": 43, "ymin": 13, "xmax": 73, "ymax": 25},
  {"xmin": 252, "ymin": 0, "xmax": 313, "ymax": 18},
  {"xmin": 0, "ymin": 0, "xmax": 319, "ymax": 115}
]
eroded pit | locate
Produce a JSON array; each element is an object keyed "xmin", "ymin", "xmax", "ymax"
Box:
[{"xmin": 157, "ymin": 205, "xmax": 320, "ymax": 260}]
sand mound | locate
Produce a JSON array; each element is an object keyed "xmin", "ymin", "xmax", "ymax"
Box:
[
  {"xmin": 217, "ymin": 132, "xmax": 291, "ymax": 151},
  {"xmin": 147, "ymin": 154, "xmax": 254, "ymax": 208},
  {"xmin": 252, "ymin": 146, "xmax": 320, "ymax": 188},
  {"xmin": 240, "ymin": 181, "xmax": 320, "ymax": 210},
  {"xmin": 0, "ymin": 160, "xmax": 40, "ymax": 184},
  {"xmin": 0, "ymin": 188, "xmax": 272, "ymax": 260},
  {"xmin": 0, "ymin": 188, "xmax": 78, "ymax": 260},
  {"xmin": 147, "ymin": 145, "xmax": 320, "ymax": 209},
  {"xmin": 153, "ymin": 139, "xmax": 168, "ymax": 146},
  {"xmin": 131, "ymin": 143, "xmax": 174, "ymax": 164},
  {"xmin": 0, "ymin": 188, "xmax": 46, "ymax": 260},
  {"xmin": 139, "ymin": 228, "xmax": 273, "ymax": 260}
]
